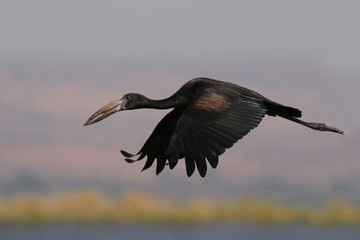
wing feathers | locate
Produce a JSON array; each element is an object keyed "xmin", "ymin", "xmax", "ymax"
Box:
[
  {"xmin": 123, "ymin": 80, "xmax": 267, "ymax": 177},
  {"xmin": 141, "ymin": 155, "xmax": 155, "ymax": 171},
  {"xmin": 156, "ymin": 156, "xmax": 167, "ymax": 175},
  {"xmin": 184, "ymin": 143, "xmax": 196, "ymax": 177}
]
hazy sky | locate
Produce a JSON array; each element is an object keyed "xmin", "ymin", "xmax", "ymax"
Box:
[
  {"xmin": 1, "ymin": 0, "xmax": 360, "ymax": 67},
  {"xmin": 1, "ymin": 1, "xmax": 360, "ymax": 200}
]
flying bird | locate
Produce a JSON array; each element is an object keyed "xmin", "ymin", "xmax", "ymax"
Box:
[{"xmin": 83, "ymin": 78, "xmax": 343, "ymax": 177}]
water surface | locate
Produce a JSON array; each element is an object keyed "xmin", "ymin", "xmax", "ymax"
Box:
[{"xmin": 1, "ymin": 224, "xmax": 360, "ymax": 240}]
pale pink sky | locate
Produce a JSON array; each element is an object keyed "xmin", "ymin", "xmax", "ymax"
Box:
[{"xmin": 1, "ymin": 0, "xmax": 359, "ymax": 200}]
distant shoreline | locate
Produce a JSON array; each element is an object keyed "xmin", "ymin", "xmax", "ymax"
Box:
[{"xmin": 1, "ymin": 190, "xmax": 359, "ymax": 226}]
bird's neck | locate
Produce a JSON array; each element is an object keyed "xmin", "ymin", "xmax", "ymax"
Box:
[{"xmin": 142, "ymin": 94, "xmax": 189, "ymax": 110}]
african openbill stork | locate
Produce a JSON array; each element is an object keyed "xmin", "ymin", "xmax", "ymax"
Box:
[{"xmin": 84, "ymin": 78, "xmax": 343, "ymax": 177}]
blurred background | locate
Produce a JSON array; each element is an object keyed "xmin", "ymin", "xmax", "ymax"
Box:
[{"xmin": 1, "ymin": 0, "xmax": 360, "ymax": 239}]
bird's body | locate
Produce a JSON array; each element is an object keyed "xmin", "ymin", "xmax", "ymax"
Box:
[{"xmin": 84, "ymin": 78, "xmax": 343, "ymax": 177}]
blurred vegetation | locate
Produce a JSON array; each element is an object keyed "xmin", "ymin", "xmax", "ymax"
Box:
[{"xmin": 0, "ymin": 190, "xmax": 360, "ymax": 226}]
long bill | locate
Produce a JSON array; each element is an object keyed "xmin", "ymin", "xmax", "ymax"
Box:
[{"xmin": 83, "ymin": 97, "xmax": 126, "ymax": 126}]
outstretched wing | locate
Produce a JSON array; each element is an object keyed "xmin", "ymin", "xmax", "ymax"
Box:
[
  {"xmin": 123, "ymin": 84, "xmax": 267, "ymax": 177},
  {"xmin": 166, "ymin": 87, "xmax": 267, "ymax": 177},
  {"xmin": 121, "ymin": 105, "xmax": 186, "ymax": 175}
]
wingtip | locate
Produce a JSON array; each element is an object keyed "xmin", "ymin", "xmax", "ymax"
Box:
[
  {"xmin": 120, "ymin": 150, "xmax": 136, "ymax": 158},
  {"xmin": 198, "ymin": 170, "xmax": 207, "ymax": 178},
  {"xmin": 125, "ymin": 158, "xmax": 137, "ymax": 163}
]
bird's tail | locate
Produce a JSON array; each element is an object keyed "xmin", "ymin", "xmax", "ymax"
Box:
[{"xmin": 263, "ymin": 99, "xmax": 302, "ymax": 118}]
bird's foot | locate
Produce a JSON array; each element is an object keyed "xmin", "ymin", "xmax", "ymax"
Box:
[{"xmin": 309, "ymin": 122, "xmax": 344, "ymax": 135}]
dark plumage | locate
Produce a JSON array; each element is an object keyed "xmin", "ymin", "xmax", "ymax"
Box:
[{"xmin": 84, "ymin": 78, "xmax": 343, "ymax": 177}]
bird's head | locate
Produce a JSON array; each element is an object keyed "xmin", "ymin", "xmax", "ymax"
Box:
[{"xmin": 83, "ymin": 93, "xmax": 146, "ymax": 126}]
